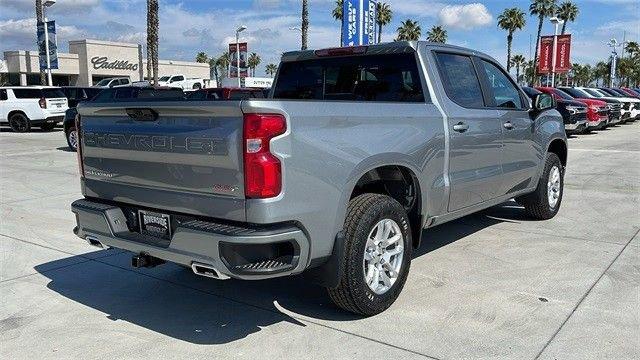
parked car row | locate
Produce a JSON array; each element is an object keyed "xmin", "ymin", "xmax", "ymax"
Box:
[{"xmin": 522, "ymin": 86, "xmax": 639, "ymax": 135}]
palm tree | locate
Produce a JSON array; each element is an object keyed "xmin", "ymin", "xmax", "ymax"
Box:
[
  {"xmin": 35, "ymin": 0, "xmax": 46, "ymax": 85},
  {"xmin": 216, "ymin": 52, "xmax": 230, "ymax": 79},
  {"xmin": 247, "ymin": 53, "xmax": 261, "ymax": 77},
  {"xmin": 195, "ymin": 52, "xmax": 208, "ymax": 63},
  {"xmin": 301, "ymin": 0, "xmax": 309, "ymax": 50},
  {"xmin": 510, "ymin": 54, "xmax": 527, "ymax": 83},
  {"xmin": 557, "ymin": 1, "xmax": 578, "ymax": 34},
  {"xmin": 625, "ymin": 41, "xmax": 639, "ymax": 58},
  {"xmin": 376, "ymin": 2, "xmax": 392, "ymax": 43},
  {"xmin": 266, "ymin": 63, "xmax": 278, "ymax": 78},
  {"xmin": 147, "ymin": 0, "xmax": 159, "ymax": 85},
  {"xmin": 498, "ymin": 8, "xmax": 526, "ymax": 72},
  {"xmin": 208, "ymin": 57, "xmax": 219, "ymax": 85},
  {"xmin": 396, "ymin": 20, "xmax": 421, "ymax": 41},
  {"xmin": 426, "ymin": 25, "xmax": 447, "ymax": 43},
  {"xmin": 530, "ymin": 0, "xmax": 557, "ymax": 85},
  {"xmin": 333, "ymin": 0, "xmax": 344, "ymax": 46},
  {"xmin": 594, "ymin": 61, "xmax": 609, "ymax": 86}
]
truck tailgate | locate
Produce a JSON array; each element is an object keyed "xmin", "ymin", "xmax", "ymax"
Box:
[{"xmin": 77, "ymin": 101, "xmax": 246, "ymax": 221}]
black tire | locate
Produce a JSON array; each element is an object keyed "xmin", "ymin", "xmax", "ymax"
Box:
[
  {"xmin": 9, "ymin": 113, "xmax": 31, "ymax": 133},
  {"xmin": 66, "ymin": 127, "xmax": 78, "ymax": 151},
  {"xmin": 192, "ymin": 83, "xmax": 202, "ymax": 90},
  {"xmin": 327, "ymin": 193, "xmax": 412, "ymax": 316},
  {"xmin": 516, "ymin": 153, "xmax": 564, "ymax": 220},
  {"xmin": 40, "ymin": 123, "xmax": 56, "ymax": 131}
]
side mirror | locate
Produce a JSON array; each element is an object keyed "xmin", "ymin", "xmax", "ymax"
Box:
[{"xmin": 533, "ymin": 93, "xmax": 555, "ymax": 111}]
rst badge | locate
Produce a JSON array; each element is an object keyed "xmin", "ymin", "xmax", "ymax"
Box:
[{"xmin": 139, "ymin": 210, "xmax": 171, "ymax": 240}]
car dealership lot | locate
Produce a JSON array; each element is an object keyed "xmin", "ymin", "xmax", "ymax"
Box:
[{"xmin": 1, "ymin": 125, "xmax": 638, "ymax": 359}]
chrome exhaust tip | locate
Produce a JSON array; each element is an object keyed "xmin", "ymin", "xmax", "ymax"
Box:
[
  {"xmin": 85, "ymin": 235, "xmax": 107, "ymax": 249},
  {"xmin": 191, "ymin": 262, "xmax": 230, "ymax": 280}
]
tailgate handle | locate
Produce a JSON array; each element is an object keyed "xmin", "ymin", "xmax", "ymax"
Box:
[{"xmin": 126, "ymin": 108, "xmax": 158, "ymax": 121}]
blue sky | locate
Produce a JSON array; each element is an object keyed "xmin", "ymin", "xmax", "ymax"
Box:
[{"xmin": 0, "ymin": 0, "xmax": 638, "ymax": 76}]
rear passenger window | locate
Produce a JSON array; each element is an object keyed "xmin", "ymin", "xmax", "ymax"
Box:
[
  {"xmin": 0, "ymin": 89, "xmax": 7, "ymax": 100},
  {"xmin": 481, "ymin": 60, "xmax": 523, "ymax": 109},
  {"xmin": 13, "ymin": 89, "xmax": 43, "ymax": 99},
  {"xmin": 434, "ymin": 53, "xmax": 484, "ymax": 108},
  {"xmin": 273, "ymin": 53, "xmax": 425, "ymax": 102}
]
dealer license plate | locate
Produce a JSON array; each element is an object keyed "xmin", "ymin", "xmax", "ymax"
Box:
[{"xmin": 139, "ymin": 210, "xmax": 171, "ymax": 240}]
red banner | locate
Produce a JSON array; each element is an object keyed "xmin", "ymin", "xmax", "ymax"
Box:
[
  {"xmin": 538, "ymin": 34, "xmax": 572, "ymax": 74},
  {"xmin": 538, "ymin": 36, "xmax": 554, "ymax": 74},
  {"xmin": 229, "ymin": 42, "xmax": 248, "ymax": 78},
  {"xmin": 554, "ymin": 34, "xmax": 571, "ymax": 73}
]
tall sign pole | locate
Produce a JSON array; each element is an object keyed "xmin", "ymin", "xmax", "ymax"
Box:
[{"xmin": 549, "ymin": 17, "xmax": 563, "ymax": 88}]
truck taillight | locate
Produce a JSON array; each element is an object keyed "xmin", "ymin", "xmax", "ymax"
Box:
[
  {"xmin": 75, "ymin": 113, "xmax": 84, "ymax": 177},
  {"xmin": 39, "ymin": 97, "xmax": 47, "ymax": 109},
  {"xmin": 243, "ymin": 113, "xmax": 286, "ymax": 198}
]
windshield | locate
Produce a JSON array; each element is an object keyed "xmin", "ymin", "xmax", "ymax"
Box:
[
  {"xmin": 159, "ymin": 76, "xmax": 170, "ymax": 82},
  {"xmin": 583, "ymin": 89, "xmax": 603, "ymax": 97},
  {"xmin": 95, "ymin": 79, "xmax": 111, "ymax": 86},
  {"xmin": 552, "ymin": 89, "xmax": 573, "ymax": 100},
  {"xmin": 561, "ymin": 88, "xmax": 589, "ymax": 98}
]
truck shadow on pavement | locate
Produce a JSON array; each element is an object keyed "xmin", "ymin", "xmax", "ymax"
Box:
[{"xmin": 34, "ymin": 201, "xmax": 528, "ymax": 344}]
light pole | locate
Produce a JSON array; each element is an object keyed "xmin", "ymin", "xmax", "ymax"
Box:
[
  {"xmin": 43, "ymin": 0, "xmax": 56, "ymax": 86},
  {"xmin": 235, "ymin": 25, "xmax": 247, "ymax": 87},
  {"xmin": 606, "ymin": 39, "xmax": 626, "ymax": 87},
  {"xmin": 549, "ymin": 16, "xmax": 564, "ymax": 88}
]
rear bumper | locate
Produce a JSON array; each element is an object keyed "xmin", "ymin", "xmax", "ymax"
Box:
[
  {"xmin": 71, "ymin": 198, "xmax": 310, "ymax": 280},
  {"xmin": 31, "ymin": 116, "xmax": 64, "ymax": 125}
]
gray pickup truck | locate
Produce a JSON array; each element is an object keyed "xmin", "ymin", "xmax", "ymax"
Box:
[{"xmin": 72, "ymin": 41, "xmax": 567, "ymax": 316}]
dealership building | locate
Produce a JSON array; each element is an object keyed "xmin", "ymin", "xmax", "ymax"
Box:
[{"xmin": 1, "ymin": 39, "xmax": 210, "ymax": 86}]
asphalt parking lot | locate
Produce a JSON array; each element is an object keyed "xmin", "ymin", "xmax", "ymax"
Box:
[{"xmin": 1, "ymin": 123, "xmax": 638, "ymax": 360}]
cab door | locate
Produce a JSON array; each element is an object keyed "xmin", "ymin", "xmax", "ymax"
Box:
[
  {"xmin": 477, "ymin": 59, "xmax": 538, "ymax": 195},
  {"xmin": 432, "ymin": 51, "xmax": 504, "ymax": 211}
]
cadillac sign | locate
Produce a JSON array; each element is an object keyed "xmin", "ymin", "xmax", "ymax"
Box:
[{"xmin": 91, "ymin": 56, "xmax": 139, "ymax": 71}]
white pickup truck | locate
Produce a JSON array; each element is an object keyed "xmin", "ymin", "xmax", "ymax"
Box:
[{"xmin": 157, "ymin": 74, "xmax": 206, "ymax": 90}]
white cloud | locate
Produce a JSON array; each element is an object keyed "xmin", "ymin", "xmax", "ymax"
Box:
[{"xmin": 438, "ymin": 3, "xmax": 492, "ymax": 30}]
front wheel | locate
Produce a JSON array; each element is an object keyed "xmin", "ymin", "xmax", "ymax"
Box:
[
  {"xmin": 327, "ymin": 193, "xmax": 412, "ymax": 316},
  {"xmin": 516, "ymin": 153, "xmax": 564, "ymax": 220}
]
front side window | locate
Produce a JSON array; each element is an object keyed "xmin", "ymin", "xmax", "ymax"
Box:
[
  {"xmin": 434, "ymin": 52, "xmax": 484, "ymax": 108},
  {"xmin": 273, "ymin": 53, "xmax": 425, "ymax": 102},
  {"xmin": 171, "ymin": 76, "xmax": 184, "ymax": 82},
  {"xmin": 481, "ymin": 60, "xmax": 523, "ymax": 109}
]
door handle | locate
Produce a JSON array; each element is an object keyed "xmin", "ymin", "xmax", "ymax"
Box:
[
  {"xmin": 453, "ymin": 122, "xmax": 469, "ymax": 133},
  {"xmin": 503, "ymin": 121, "xmax": 514, "ymax": 130}
]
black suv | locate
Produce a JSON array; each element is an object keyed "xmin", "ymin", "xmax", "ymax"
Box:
[{"xmin": 523, "ymin": 87, "xmax": 588, "ymax": 134}]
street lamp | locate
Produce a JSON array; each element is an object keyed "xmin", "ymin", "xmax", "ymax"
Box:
[
  {"xmin": 235, "ymin": 25, "xmax": 247, "ymax": 87},
  {"xmin": 606, "ymin": 38, "xmax": 627, "ymax": 87},
  {"xmin": 549, "ymin": 16, "xmax": 564, "ymax": 87},
  {"xmin": 43, "ymin": 0, "xmax": 56, "ymax": 86}
]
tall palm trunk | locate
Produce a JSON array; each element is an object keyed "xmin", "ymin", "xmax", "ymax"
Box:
[
  {"xmin": 35, "ymin": 0, "xmax": 46, "ymax": 85},
  {"xmin": 516, "ymin": 65, "xmax": 521, "ymax": 83},
  {"xmin": 506, "ymin": 32, "xmax": 513, "ymax": 72},
  {"xmin": 378, "ymin": 23, "xmax": 382, "ymax": 44},
  {"xmin": 146, "ymin": 0, "xmax": 152, "ymax": 82},
  {"xmin": 561, "ymin": 22, "xmax": 567, "ymax": 34},
  {"xmin": 533, "ymin": 16, "xmax": 543, "ymax": 85},
  {"xmin": 149, "ymin": 0, "xmax": 159, "ymax": 85},
  {"xmin": 301, "ymin": 0, "xmax": 309, "ymax": 50}
]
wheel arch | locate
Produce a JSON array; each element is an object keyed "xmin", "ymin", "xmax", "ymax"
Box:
[{"xmin": 547, "ymin": 138, "xmax": 568, "ymax": 167}]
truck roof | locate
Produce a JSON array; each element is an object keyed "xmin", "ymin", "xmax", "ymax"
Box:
[{"xmin": 281, "ymin": 41, "xmax": 494, "ymax": 63}]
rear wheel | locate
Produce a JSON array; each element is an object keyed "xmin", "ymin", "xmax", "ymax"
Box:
[
  {"xmin": 40, "ymin": 123, "xmax": 56, "ymax": 131},
  {"xmin": 9, "ymin": 113, "xmax": 31, "ymax": 133},
  {"xmin": 66, "ymin": 127, "xmax": 78, "ymax": 151},
  {"xmin": 327, "ymin": 193, "xmax": 412, "ymax": 316},
  {"xmin": 516, "ymin": 153, "xmax": 564, "ymax": 220},
  {"xmin": 192, "ymin": 83, "xmax": 202, "ymax": 90}
]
